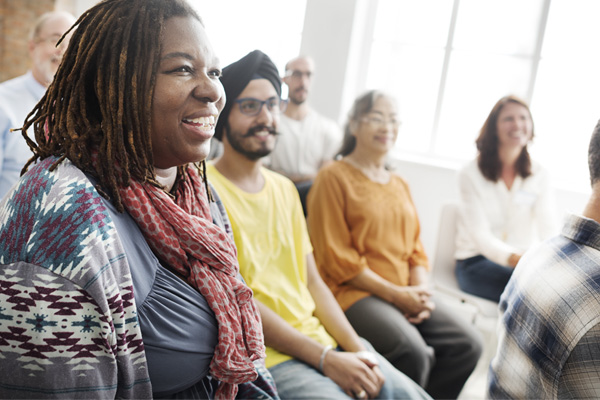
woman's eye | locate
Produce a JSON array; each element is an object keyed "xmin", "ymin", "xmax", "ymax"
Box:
[
  {"xmin": 169, "ymin": 65, "xmax": 192, "ymax": 74},
  {"xmin": 208, "ymin": 69, "xmax": 222, "ymax": 78}
]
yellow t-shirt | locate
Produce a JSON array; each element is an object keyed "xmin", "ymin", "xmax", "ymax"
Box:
[{"xmin": 207, "ymin": 163, "xmax": 337, "ymax": 368}]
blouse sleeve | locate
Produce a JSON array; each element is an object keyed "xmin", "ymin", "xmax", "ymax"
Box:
[
  {"xmin": 307, "ymin": 167, "xmax": 370, "ymax": 285},
  {"xmin": 458, "ymin": 167, "xmax": 519, "ymax": 265}
]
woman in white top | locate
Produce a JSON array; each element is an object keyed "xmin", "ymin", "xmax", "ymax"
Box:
[{"xmin": 454, "ymin": 95, "xmax": 557, "ymax": 302}]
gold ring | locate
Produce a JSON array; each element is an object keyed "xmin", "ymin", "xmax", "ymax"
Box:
[{"xmin": 356, "ymin": 390, "xmax": 367, "ymax": 399}]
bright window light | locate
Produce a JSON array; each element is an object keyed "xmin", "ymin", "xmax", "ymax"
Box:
[
  {"xmin": 189, "ymin": 0, "xmax": 307, "ymax": 75},
  {"xmin": 366, "ymin": 0, "xmax": 596, "ymax": 193}
]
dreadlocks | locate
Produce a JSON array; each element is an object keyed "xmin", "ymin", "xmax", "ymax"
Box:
[{"xmin": 18, "ymin": 0, "xmax": 210, "ymax": 212}]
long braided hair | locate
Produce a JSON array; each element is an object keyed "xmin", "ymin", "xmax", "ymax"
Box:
[{"xmin": 18, "ymin": 0, "xmax": 210, "ymax": 212}]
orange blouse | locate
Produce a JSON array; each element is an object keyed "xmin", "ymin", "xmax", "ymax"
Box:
[{"xmin": 307, "ymin": 161, "xmax": 429, "ymax": 311}]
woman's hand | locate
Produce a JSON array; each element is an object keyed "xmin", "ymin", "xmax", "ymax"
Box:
[
  {"xmin": 508, "ymin": 253, "xmax": 522, "ymax": 268},
  {"xmin": 389, "ymin": 286, "xmax": 434, "ymax": 319},
  {"xmin": 321, "ymin": 350, "xmax": 384, "ymax": 399}
]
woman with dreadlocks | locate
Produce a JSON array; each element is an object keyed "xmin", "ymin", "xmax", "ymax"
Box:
[{"xmin": 0, "ymin": 1, "xmax": 274, "ymax": 399}]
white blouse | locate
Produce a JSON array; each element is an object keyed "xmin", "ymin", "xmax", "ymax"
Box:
[{"xmin": 455, "ymin": 159, "xmax": 559, "ymax": 265}]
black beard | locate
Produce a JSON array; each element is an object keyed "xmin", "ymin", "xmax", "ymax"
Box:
[
  {"xmin": 225, "ymin": 125, "xmax": 278, "ymax": 161},
  {"xmin": 242, "ymin": 124, "xmax": 279, "ymax": 138}
]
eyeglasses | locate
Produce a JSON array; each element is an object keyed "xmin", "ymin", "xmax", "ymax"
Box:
[
  {"xmin": 284, "ymin": 70, "xmax": 313, "ymax": 80},
  {"xmin": 234, "ymin": 97, "xmax": 287, "ymax": 116},
  {"xmin": 361, "ymin": 115, "xmax": 401, "ymax": 129}
]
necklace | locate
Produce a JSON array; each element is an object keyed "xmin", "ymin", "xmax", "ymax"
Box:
[{"xmin": 343, "ymin": 157, "xmax": 390, "ymax": 184}]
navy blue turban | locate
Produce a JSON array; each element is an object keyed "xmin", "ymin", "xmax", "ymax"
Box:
[{"xmin": 214, "ymin": 50, "xmax": 282, "ymax": 141}]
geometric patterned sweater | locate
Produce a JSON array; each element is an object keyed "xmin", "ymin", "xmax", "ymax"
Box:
[{"xmin": 0, "ymin": 157, "xmax": 152, "ymax": 398}]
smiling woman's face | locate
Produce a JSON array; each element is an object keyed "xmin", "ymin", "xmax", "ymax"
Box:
[
  {"xmin": 150, "ymin": 16, "xmax": 225, "ymax": 169},
  {"xmin": 495, "ymin": 101, "xmax": 533, "ymax": 151},
  {"xmin": 353, "ymin": 95, "xmax": 400, "ymax": 155}
]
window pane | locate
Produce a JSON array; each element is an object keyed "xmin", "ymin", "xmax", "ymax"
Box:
[
  {"xmin": 435, "ymin": 52, "xmax": 532, "ymax": 160},
  {"xmin": 369, "ymin": 0, "xmax": 453, "ymax": 154},
  {"xmin": 530, "ymin": 0, "xmax": 600, "ymax": 192},
  {"xmin": 541, "ymin": 0, "xmax": 600, "ymax": 57},
  {"xmin": 374, "ymin": 0, "xmax": 454, "ymax": 47},
  {"xmin": 191, "ymin": 0, "xmax": 306, "ymax": 72},
  {"xmin": 453, "ymin": 0, "xmax": 543, "ymax": 55},
  {"xmin": 366, "ymin": 43, "xmax": 445, "ymax": 153}
]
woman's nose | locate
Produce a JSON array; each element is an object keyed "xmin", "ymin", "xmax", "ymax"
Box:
[{"xmin": 193, "ymin": 75, "xmax": 224, "ymax": 105}]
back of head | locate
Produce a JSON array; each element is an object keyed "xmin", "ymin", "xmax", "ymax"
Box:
[
  {"xmin": 589, "ymin": 119, "xmax": 600, "ymax": 186},
  {"xmin": 214, "ymin": 50, "xmax": 281, "ymax": 141},
  {"xmin": 338, "ymin": 89, "xmax": 387, "ymax": 157},
  {"xmin": 476, "ymin": 95, "xmax": 534, "ymax": 181},
  {"xmin": 23, "ymin": 0, "xmax": 201, "ymax": 211}
]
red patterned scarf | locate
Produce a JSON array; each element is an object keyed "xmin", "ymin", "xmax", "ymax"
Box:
[{"xmin": 119, "ymin": 165, "xmax": 265, "ymax": 399}]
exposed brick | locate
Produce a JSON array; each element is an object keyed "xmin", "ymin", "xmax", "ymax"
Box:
[{"xmin": 0, "ymin": 0, "xmax": 55, "ymax": 82}]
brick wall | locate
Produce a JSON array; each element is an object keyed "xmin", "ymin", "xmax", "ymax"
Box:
[{"xmin": 0, "ymin": 0, "xmax": 56, "ymax": 82}]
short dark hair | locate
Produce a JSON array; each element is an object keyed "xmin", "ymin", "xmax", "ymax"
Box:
[
  {"xmin": 589, "ymin": 119, "xmax": 600, "ymax": 185},
  {"xmin": 21, "ymin": 0, "xmax": 201, "ymax": 212},
  {"xmin": 476, "ymin": 95, "xmax": 533, "ymax": 182}
]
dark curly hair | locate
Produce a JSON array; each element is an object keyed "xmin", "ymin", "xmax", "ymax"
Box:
[
  {"xmin": 18, "ymin": 0, "xmax": 207, "ymax": 212},
  {"xmin": 476, "ymin": 95, "xmax": 533, "ymax": 182}
]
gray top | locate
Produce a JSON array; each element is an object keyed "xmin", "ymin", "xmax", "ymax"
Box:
[{"xmin": 102, "ymin": 188, "xmax": 231, "ymax": 398}]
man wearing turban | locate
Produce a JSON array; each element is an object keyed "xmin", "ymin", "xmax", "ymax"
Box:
[{"xmin": 207, "ymin": 50, "xmax": 430, "ymax": 399}]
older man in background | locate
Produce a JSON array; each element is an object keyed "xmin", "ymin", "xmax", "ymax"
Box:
[
  {"xmin": 0, "ymin": 11, "xmax": 75, "ymax": 198},
  {"xmin": 266, "ymin": 55, "xmax": 342, "ymax": 215}
]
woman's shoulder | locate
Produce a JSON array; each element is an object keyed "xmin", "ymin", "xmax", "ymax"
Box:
[
  {"xmin": 458, "ymin": 159, "xmax": 480, "ymax": 175},
  {"xmin": 311, "ymin": 161, "xmax": 355, "ymax": 191},
  {"xmin": 0, "ymin": 157, "xmax": 126, "ymax": 290},
  {"xmin": 457, "ymin": 158, "xmax": 487, "ymax": 185},
  {"xmin": 319, "ymin": 159, "xmax": 353, "ymax": 178}
]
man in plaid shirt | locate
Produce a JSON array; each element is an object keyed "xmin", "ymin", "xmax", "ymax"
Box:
[{"xmin": 488, "ymin": 119, "xmax": 600, "ymax": 399}]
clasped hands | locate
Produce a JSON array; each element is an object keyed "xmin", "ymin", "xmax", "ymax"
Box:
[
  {"xmin": 321, "ymin": 349, "xmax": 385, "ymax": 399},
  {"xmin": 390, "ymin": 285, "xmax": 435, "ymax": 324}
]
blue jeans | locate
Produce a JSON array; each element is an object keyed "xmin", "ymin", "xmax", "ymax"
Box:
[
  {"xmin": 456, "ymin": 255, "xmax": 514, "ymax": 302},
  {"xmin": 268, "ymin": 339, "xmax": 431, "ymax": 399}
]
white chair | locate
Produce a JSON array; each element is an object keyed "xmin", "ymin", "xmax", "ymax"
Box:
[{"xmin": 431, "ymin": 202, "xmax": 499, "ymax": 322}]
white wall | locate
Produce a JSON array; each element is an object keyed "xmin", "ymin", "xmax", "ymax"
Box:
[{"xmin": 299, "ymin": 0, "xmax": 359, "ymax": 123}]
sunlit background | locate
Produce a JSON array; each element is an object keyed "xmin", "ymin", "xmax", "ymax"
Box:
[{"xmin": 193, "ymin": 0, "xmax": 597, "ymax": 195}]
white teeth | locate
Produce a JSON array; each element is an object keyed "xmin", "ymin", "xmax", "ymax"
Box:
[
  {"xmin": 254, "ymin": 130, "xmax": 269, "ymax": 137},
  {"xmin": 183, "ymin": 115, "xmax": 216, "ymax": 126}
]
